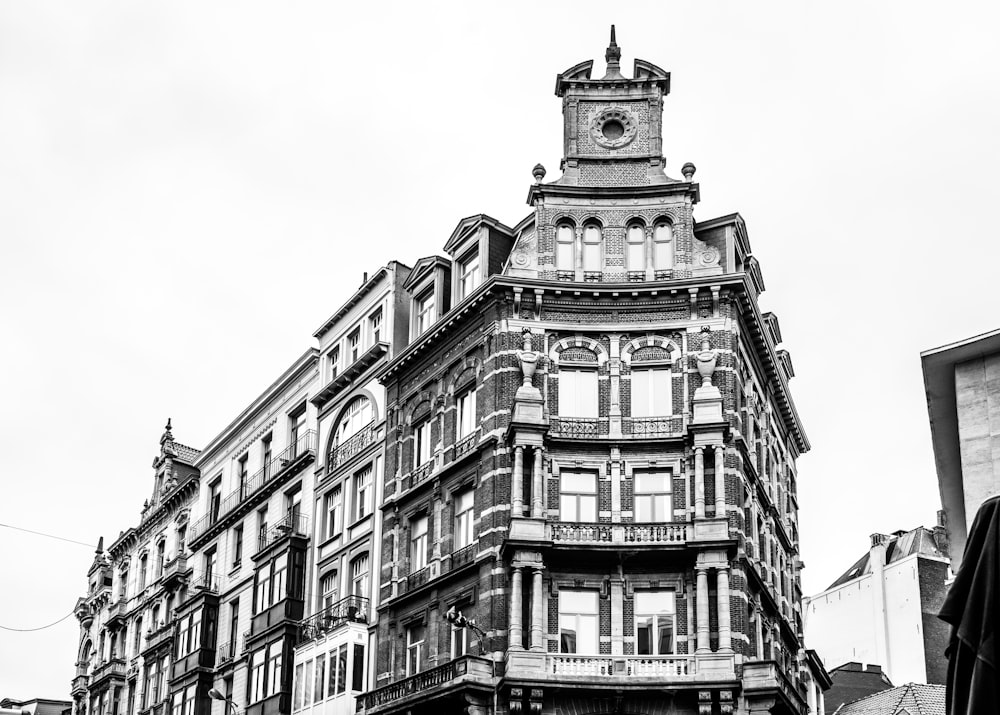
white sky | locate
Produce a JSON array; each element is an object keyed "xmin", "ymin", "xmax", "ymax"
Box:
[{"xmin": 2, "ymin": 0, "xmax": 998, "ymax": 697}]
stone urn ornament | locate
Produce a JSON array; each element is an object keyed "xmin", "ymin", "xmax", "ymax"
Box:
[
  {"xmin": 517, "ymin": 330, "xmax": 539, "ymax": 387},
  {"xmin": 696, "ymin": 332, "xmax": 717, "ymax": 387}
]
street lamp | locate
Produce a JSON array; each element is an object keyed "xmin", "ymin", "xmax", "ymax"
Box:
[
  {"xmin": 207, "ymin": 689, "xmax": 238, "ymax": 715},
  {"xmin": 444, "ymin": 607, "xmax": 497, "ymax": 715}
]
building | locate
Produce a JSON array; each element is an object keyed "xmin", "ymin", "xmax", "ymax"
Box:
[
  {"xmin": 290, "ymin": 262, "xmax": 412, "ymax": 715},
  {"xmin": 360, "ymin": 29, "xmax": 824, "ymax": 715},
  {"xmin": 821, "ymin": 663, "xmax": 894, "ymax": 715},
  {"xmin": 921, "ymin": 328, "xmax": 1000, "ymax": 571},
  {"xmin": 71, "ymin": 421, "xmax": 202, "ymax": 715},
  {"xmin": 0, "ymin": 699, "xmax": 73, "ymax": 715},
  {"xmin": 830, "ymin": 683, "xmax": 945, "ymax": 715},
  {"xmin": 803, "ymin": 525, "xmax": 950, "ymax": 687}
]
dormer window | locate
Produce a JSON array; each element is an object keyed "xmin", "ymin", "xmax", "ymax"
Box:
[
  {"xmin": 627, "ymin": 223, "xmax": 645, "ymax": 274},
  {"xmin": 653, "ymin": 221, "xmax": 673, "ymax": 271},
  {"xmin": 582, "ymin": 223, "xmax": 602, "ymax": 273},
  {"xmin": 415, "ymin": 291, "xmax": 436, "ymax": 336},
  {"xmin": 459, "ymin": 252, "xmax": 481, "ymax": 300},
  {"xmin": 556, "ymin": 224, "xmax": 575, "ymax": 274}
]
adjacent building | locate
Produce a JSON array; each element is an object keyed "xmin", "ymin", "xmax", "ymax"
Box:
[
  {"xmin": 921, "ymin": 328, "xmax": 1000, "ymax": 571},
  {"xmin": 803, "ymin": 525, "xmax": 950, "ymax": 688}
]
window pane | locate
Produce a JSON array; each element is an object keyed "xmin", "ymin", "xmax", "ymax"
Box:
[
  {"xmin": 579, "ymin": 495, "xmax": 597, "ymax": 522},
  {"xmin": 561, "ymin": 472, "xmax": 595, "ymax": 492},
  {"xmin": 627, "ymin": 225, "xmax": 645, "ymax": 270},
  {"xmin": 562, "ymin": 370, "xmax": 597, "ymax": 417},
  {"xmin": 653, "ymin": 223, "xmax": 673, "ymax": 269},
  {"xmin": 556, "ymin": 226, "xmax": 574, "ymax": 270},
  {"xmin": 352, "ymin": 644, "xmax": 365, "ymax": 692},
  {"xmin": 650, "ymin": 369, "xmax": 671, "ymax": 414},
  {"xmin": 583, "ymin": 226, "xmax": 601, "ymax": 271},
  {"xmin": 337, "ymin": 644, "xmax": 348, "ymax": 693},
  {"xmin": 560, "ymin": 494, "xmax": 577, "ymax": 521},
  {"xmin": 636, "ymin": 616, "xmax": 653, "ymax": 655},
  {"xmin": 635, "ymin": 591, "xmax": 675, "ymax": 613},
  {"xmin": 632, "ymin": 368, "xmax": 650, "ymax": 416},
  {"xmin": 559, "ymin": 615, "xmax": 577, "ymax": 653},
  {"xmin": 658, "ymin": 619, "xmax": 674, "ymax": 654},
  {"xmin": 635, "ymin": 472, "xmax": 669, "ymax": 493}
]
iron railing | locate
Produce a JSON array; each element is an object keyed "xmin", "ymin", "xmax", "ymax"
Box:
[
  {"xmin": 191, "ymin": 573, "xmax": 220, "ymax": 593},
  {"xmin": 624, "ymin": 417, "xmax": 681, "ymax": 437},
  {"xmin": 297, "ymin": 595, "xmax": 369, "ymax": 644},
  {"xmin": 328, "ymin": 422, "xmax": 377, "ymax": 472},
  {"xmin": 188, "ymin": 431, "xmax": 316, "ymax": 543},
  {"xmin": 550, "ymin": 417, "xmax": 606, "ymax": 437},
  {"xmin": 447, "ymin": 544, "xmax": 476, "ymax": 572},
  {"xmin": 454, "ymin": 431, "xmax": 479, "ymax": 459},
  {"xmin": 360, "ymin": 655, "xmax": 493, "ymax": 710},
  {"xmin": 257, "ymin": 512, "xmax": 309, "ymax": 552},
  {"xmin": 216, "ymin": 641, "xmax": 235, "ymax": 667},
  {"xmin": 408, "ymin": 460, "xmax": 435, "ymax": 489},
  {"xmin": 406, "ymin": 566, "xmax": 430, "ymax": 591}
]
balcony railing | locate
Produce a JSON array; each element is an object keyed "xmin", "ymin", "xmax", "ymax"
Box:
[
  {"xmin": 297, "ymin": 595, "xmax": 369, "ymax": 644},
  {"xmin": 405, "ymin": 566, "xmax": 430, "ymax": 591},
  {"xmin": 447, "ymin": 544, "xmax": 476, "ymax": 573},
  {"xmin": 92, "ymin": 657, "xmax": 127, "ymax": 682},
  {"xmin": 360, "ymin": 655, "xmax": 493, "ymax": 711},
  {"xmin": 550, "ymin": 417, "xmax": 606, "ymax": 438},
  {"xmin": 191, "ymin": 573, "xmax": 220, "ymax": 594},
  {"xmin": 144, "ymin": 622, "xmax": 174, "ymax": 652},
  {"xmin": 216, "ymin": 641, "xmax": 236, "ymax": 667},
  {"xmin": 328, "ymin": 422, "xmax": 377, "ymax": 472},
  {"xmin": 162, "ymin": 554, "xmax": 189, "ymax": 586},
  {"xmin": 454, "ymin": 431, "xmax": 479, "ymax": 459},
  {"xmin": 71, "ymin": 674, "xmax": 89, "ymax": 695},
  {"xmin": 623, "ymin": 417, "xmax": 682, "ymax": 437},
  {"xmin": 188, "ymin": 431, "xmax": 316, "ymax": 544},
  {"xmin": 257, "ymin": 512, "xmax": 309, "ymax": 553},
  {"xmin": 547, "ymin": 654, "xmax": 695, "ymax": 677},
  {"xmin": 406, "ymin": 460, "xmax": 435, "ymax": 490},
  {"xmin": 547, "ymin": 522, "xmax": 688, "ymax": 545}
]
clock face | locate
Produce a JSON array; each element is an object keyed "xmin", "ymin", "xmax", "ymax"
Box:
[{"xmin": 591, "ymin": 107, "xmax": 637, "ymax": 149}]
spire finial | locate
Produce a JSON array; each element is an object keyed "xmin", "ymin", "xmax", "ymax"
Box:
[
  {"xmin": 603, "ymin": 25, "xmax": 624, "ymax": 80},
  {"xmin": 95, "ymin": 536, "xmax": 104, "ymax": 555}
]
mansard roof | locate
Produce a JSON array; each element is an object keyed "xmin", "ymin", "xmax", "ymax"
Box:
[{"xmin": 443, "ymin": 214, "xmax": 514, "ymax": 255}]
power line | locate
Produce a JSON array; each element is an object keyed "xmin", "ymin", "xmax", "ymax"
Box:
[
  {"xmin": 0, "ymin": 609, "xmax": 77, "ymax": 632},
  {"xmin": 0, "ymin": 522, "xmax": 98, "ymax": 549}
]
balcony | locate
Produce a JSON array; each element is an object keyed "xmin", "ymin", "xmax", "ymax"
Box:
[
  {"xmin": 297, "ymin": 595, "xmax": 369, "ymax": 645},
  {"xmin": 161, "ymin": 554, "xmax": 190, "ymax": 589},
  {"xmin": 622, "ymin": 416, "xmax": 683, "ymax": 438},
  {"xmin": 360, "ymin": 655, "xmax": 494, "ymax": 713},
  {"xmin": 328, "ymin": 422, "xmax": 377, "ymax": 472},
  {"xmin": 444, "ymin": 544, "xmax": 476, "ymax": 574},
  {"xmin": 191, "ymin": 573, "xmax": 220, "ymax": 594},
  {"xmin": 505, "ymin": 651, "xmax": 736, "ymax": 686},
  {"xmin": 742, "ymin": 660, "xmax": 807, "ymax": 711},
  {"xmin": 453, "ymin": 431, "xmax": 479, "ymax": 460},
  {"xmin": 549, "ymin": 417, "xmax": 606, "ymax": 438},
  {"xmin": 90, "ymin": 657, "xmax": 127, "ymax": 687},
  {"xmin": 405, "ymin": 566, "xmax": 430, "ymax": 592},
  {"xmin": 256, "ymin": 512, "xmax": 309, "ymax": 555},
  {"xmin": 71, "ymin": 674, "xmax": 89, "ymax": 696},
  {"xmin": 143, "ymin": 621, "xmax": 174, "ymax": 654},
  {"xmin": 216, "ymin": 641, "xmax": 236, "ymax": 668},
  {"xmin": 407, "ymin": 460, "xmax": 435, "ymax": 490},
  {"xmin": 547, "ymin": 522, "xmax": 689, "ymax": 547},
  {"xmin": 106, "ymin": 599, "xmax": 127, "ymax": 628},
  {"xmin": 188, "ymin": 431, "xmax": 316, "ymax": 547}
]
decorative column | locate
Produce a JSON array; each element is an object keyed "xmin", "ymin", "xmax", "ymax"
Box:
[
  {"xmin": 717, "ymin": 566, "xmax": 732, "ymax": 651},
  {"xmin": 530, "ymin": 567, "xmax": 544, "ymax": 651},
  {"xmin": 694, "ymin": 446, "xmax": 706, "ymax": 519},
  {"xmin": 531, "ymin": 448, "xmax": 544, "ymax": 518},
  {"xmin": 509, "ymin": 567, "xmax": 524, "ymax": 650},
  {"xmin": 696, "ymin": 567, "xmax": 710, "ymax": 653},
  {"xmin": 714, "ymin": 445, "xmax": 726, "ymax": 518},
  {"xmin": 512, "ymin": 446, "xmax": 524, "ymax": 517}
]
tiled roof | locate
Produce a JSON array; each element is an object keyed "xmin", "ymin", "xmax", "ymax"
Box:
[
  {"xmin": 835, "ymin": 683, "xmax": 946, "ymax": 715},
  {"xmin": 171, "ymin": 441, "xmax": 201, "ymax": 464}
]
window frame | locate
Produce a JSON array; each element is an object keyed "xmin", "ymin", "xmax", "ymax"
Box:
[
  {"xmin": 415, "ymin": 290, "xmax": 436, "ymax": 336},
  {"xmin": 406, "ymin": 623, "xmax": 426, "ymax": 676},
  {"xmin": 630, "ymin": 362, "xmax": 673, "ymax": 417},
  {"xmin": 456, "ymin": 387, "xmax": 477, "ymax": 440},
  {"xmin": 410, "ymin": 515, "xmax": 429, "ymax": 572},
  {"xmin": 582, "ymin": 223, "xmax": 602, "ymax": 272},
  {"xmin": 653, "ymin": 221, "xmax": 674, "ymax": 271},
  {"xmin": 634, "ymin": 590, "xmax": 676, "ymax": 655},
  {"xmin": 558, "ymin": 590, "xmax": 599, "ymax": 654},
  {"xmin": 559, "ymin": 471, "xmax": 598, "ymax": 522},
  {"xmin": 458, "ymin": 250, "xmax": 481, "ymax": 300},
  {"xmin": 633, "ymin": 470, "xmax": 673, "ymax": 523},
  {"xmin": 558, "ymin": 365, "xmax": 599, "ymax": 418},
  {"xmin": 413, "ymin": 418, "xmax": 433, "ymax": 468},
  {"xmin": 555, "ymin": 223, "xmax": 575, "ymax": 272},
  {"xmin": 453, "ymin": 489, "xmax": 475, "ymax": 550},
  {"xmin": 626, "ymin": 223, "xmax": 646, "ymax": 272}
]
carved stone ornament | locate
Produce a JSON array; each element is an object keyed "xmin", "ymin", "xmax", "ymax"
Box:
[
  {"xmin": 590, "ymin": 107, "xmax": 638, "ymax": 149},
  {"xmin": 517, "ymin": 331, "xmax": 539, "ymax": 387}
]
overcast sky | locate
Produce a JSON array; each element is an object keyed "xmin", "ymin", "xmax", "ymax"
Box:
[{"xmin": 2, "ymin": 0, "xmax": 998, "ymax": 698}]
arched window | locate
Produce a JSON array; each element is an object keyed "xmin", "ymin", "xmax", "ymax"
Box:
[
  {"xmin": 556, "ymin": 224, "xmax": 575, "ymax": 272},
  {"xmin": 582, "ymin": 223, "xmax": 602, "ymax": 272},
  {"xmin": 626, "ymin": 223, "xmax": 645, "ymax": 273},
  {"xmin": 653, "ymin": 221, "xmax": 673, "ymax": 271},
  {"xmin": 335, "ymin": 396, "xmax": 374, "ymax": 444}
]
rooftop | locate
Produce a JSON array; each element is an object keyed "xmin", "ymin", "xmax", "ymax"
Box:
[
  {"xmin": 826, "ymin": 526, "xmax": 948, "ymax": 589},
  {"xmin": 834, "ymin": 683, "xmax": 945, "ymax": 715}
]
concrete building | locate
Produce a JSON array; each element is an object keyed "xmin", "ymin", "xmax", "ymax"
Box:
[
  {"xmin": 0, "ymin": 699, "xmax": 73, "ymax": 715},
  {"xmin": 803, "ymin": 525, "xmax": 950, "ymax": 687},
  {"xmin": 360, "ymin": 30, "xmax": 825, "ymax": 715},
  {"xmin": 922, "ymin": 328, "xmax": 1000, "ymax": 570}
]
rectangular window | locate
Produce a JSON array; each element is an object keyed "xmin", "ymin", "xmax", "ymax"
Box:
[
  {"xmin": 273, "ymin": 557, "xmax": 287, "ymax": 603},
  {"xmin": 314, "ymin": 653, "xmax": 326, "ymax": 703},
  {"xmin": 453, "ymin": 489, "xmax": 474, "ymax": 550},
  {"xmin": 635, "ymin": 591, "xmax": 675, "ymax": 655},
  {"xmin": 156, "ymin": 542, "xmax": 165, "ymax": 578},
  {"xmin": 351, "ymin": 555, "xmax": 369, "ymax": 597},
  {"xmin": 257, "ymin": 506, "xmax": 268, "ymax": 549},
  {"xmin": 228, "ymin": 599, "xmax": 239, "ymax": 656},
  {"xmin": 459, "ymin": 252, "xmax": 481, "ymax": 299},
  {"xmin": 232, "ymin": 525, "xmax": 243, "ymax": 567},
  {"xmin": 209, "ymin": 478, "xmax": 222, "ymax": 523},
  {"xmin": 451, "ymin": 621, "xmax": 468, "ymax": 659},
  {"xmin": 559, "ymin": 369, "xmax": 598, "ymax": 417},
  {"xmin": 256, "ymin": 565, "xmax": 272, "ymax": 613},
  {"xmin": 119, "ymin": 569, "xmax": 129, "ymax": 599},
  {"xmin": 369, "ymin": 308, "xmax": 383, "ymax": 344},
  {"xmin": 182, "ymin": 686, "xmax": 195, "ymax": 715},
  {"xmin": 559, "ymin": 590, "xmax": 598, "ymax": 654},
  {"xmin": 416, "ymin": 291, "xmax": 436, "ymax": 336},
  {"xmin": 354, "ymin": 465, "xmax": 372, "ymax": 522},
  {"xmin": 631, "ymin": 366, "xmax": 672, "ymax": 417},
  {"xmin": 266, "ymin": 645, "xmax": 282, "ymax": 697},
  {"xmin": 349, "ymin": 328, "xmax": 361, "ymax": 363},
  {"xmin": 410, "ymin": 515, "xmax": 428, "ymax": 571},
  {"xmin": 324, "ymin": 487, "xmax": 342, "ymax": 540},
  {"xmin": 336, "ymin": 643, "xmax": 348, "ymax": 694},
  {"xmin": 456, "ymin": 388, "xmax": 477, "ymax": 439},
  {"xmin": 290, "ymin": 407, "xmax": 308, "ymax": 453},
  {"xmin": 560, "ymin": 471, "xmax": 597, "ymax": 522},
  {"xmin": 634, "ymin": 471, "xmax": 672, "ymax": 522},
  {"xmin": 293, "ymin": 663, "xmax": 305, "ymax": 711},
  {"xmin": 237, "ymin": 457, "xmax": 248, "ymax": 496},
  {"xmin": 261, "ymin": 433, "xmax": 273, "ymax": 473},
  {"xmin": 351, "ymin": 644, "xmax": 365, "ymax": 691},
  {"xmin": 413, "ymin": 419, "xmax": 432, "ymax": 468},
  {"xmin": 139, "ymin": 556, "xmax": 147, "ymax": 590},
  {"xmin": 406, "ymin": 624, "xmax": 425, "ymax": 675},
  {"xmin": 329, "ymin": 346, "xmax": 340, "ymax": 381},
  {"xmin": 204, "ymin": 548, "xmax": 217, "ymax": 586}
]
